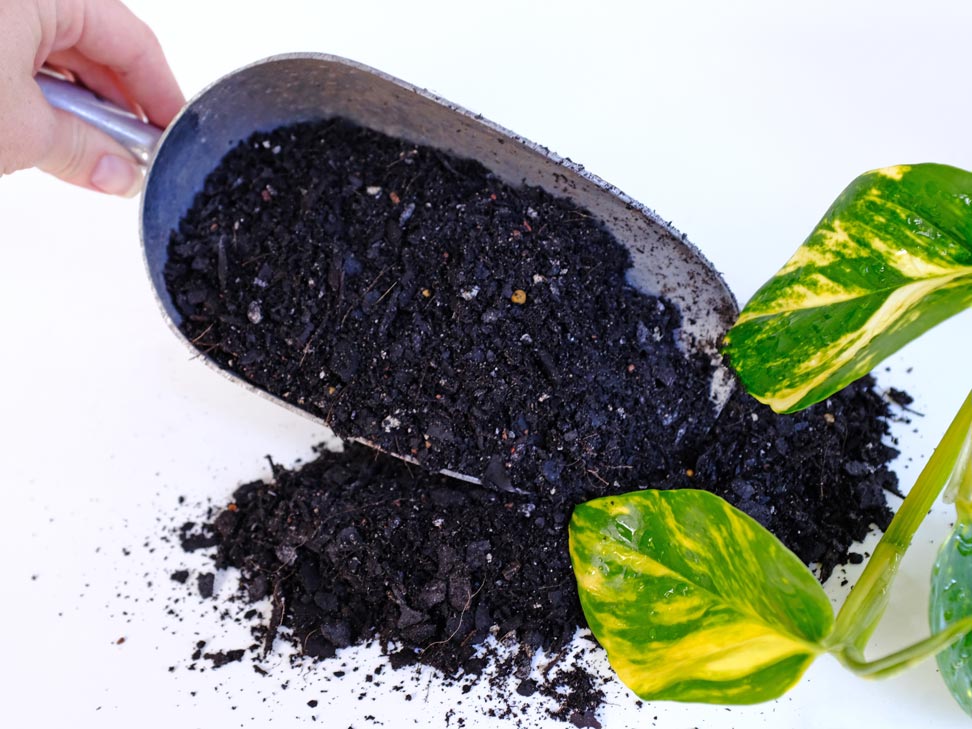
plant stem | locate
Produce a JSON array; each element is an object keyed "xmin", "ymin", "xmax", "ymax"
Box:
[
  {"xmin": 947, "ymin": 417, "xmax": 972, "ymax": 522},
  {"xmin": 837, "ymin": 614, "xmax": 972, "ymax": 679},
  {"xmin": 830, "ymin": 390, "xmax": 972, "ymax": 651}
]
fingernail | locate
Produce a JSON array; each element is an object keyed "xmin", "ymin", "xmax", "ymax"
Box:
[{"xmin": 91, "ymin": 154, "xmax": 141, "ymax": 197}]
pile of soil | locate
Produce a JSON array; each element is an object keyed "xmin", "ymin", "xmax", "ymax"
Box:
[
  {"xmin": 200, "ymin": 378, "xmax": 895, "ymax": 659},
  {"xmin": 181, "ymin": 375, "xmax": 897, "ymax": 724},
  {"xmin": 166, "ymin": 117, "xmax": 901, "ymax": 723}
]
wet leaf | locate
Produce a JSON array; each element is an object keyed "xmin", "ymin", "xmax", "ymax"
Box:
[
  {"xmin": 930, "ymin": 414, "xmax": 972, "ymax": 717},
  {"xmin": 724, "ymin": 163, "xmax": 972, "ymax": 413},
  {"xmin": 569, "ymin": 489, "xmax": 832, "ymax": 703},
  {"xmin": 931, "ymin": 520, "xmax": 972, "ymax": 716}
]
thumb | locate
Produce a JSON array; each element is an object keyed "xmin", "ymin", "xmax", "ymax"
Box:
[{"xmin": 33, "ymin": 99, "xmax": 143, "ymax": 197}]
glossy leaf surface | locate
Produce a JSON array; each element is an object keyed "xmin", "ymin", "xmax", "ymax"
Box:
[
  {"xmin": 569, "ymin": 489, "xmax": 833, "ymax": 703},
  {"xmin": 931, "ymin": 520, "xmax": 972, "ymax": 717},
  {"xmin": 930, "ymin": 410, "xmax": 972, "ymax": 717},
  {"xmin": 724, "ymin": 163, "xmax": 972, "ymax": 413}
]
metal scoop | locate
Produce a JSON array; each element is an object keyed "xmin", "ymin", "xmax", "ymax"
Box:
[{"xmin": 38, "ymin": 52, "xmax": 739, "ymax": 485}]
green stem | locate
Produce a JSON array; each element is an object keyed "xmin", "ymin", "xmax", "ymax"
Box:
[
  {"xmin": 830, "ymin": 390, "xmax": 972, "ymax": 651},
  {"xmin": 836, "ymin": 615, "xmax": 972, "ymax": 680},
  {"xmin": 948, "ymin": 422, "xmax": 972, "ymax": 521}
]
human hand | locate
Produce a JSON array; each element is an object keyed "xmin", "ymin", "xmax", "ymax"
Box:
[{"xmin": 0, "ymin": 0, "xmax": 184, "ymax": 196}]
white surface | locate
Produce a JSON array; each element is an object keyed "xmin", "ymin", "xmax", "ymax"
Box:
[{"xmin": 2, "ymin": 1, "xmax": 972, "ymax": 727}]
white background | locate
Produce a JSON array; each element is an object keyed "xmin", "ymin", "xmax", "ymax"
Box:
[{"xmin": 2, "ymin": 1, "xmax": 972, "ymax": 727}]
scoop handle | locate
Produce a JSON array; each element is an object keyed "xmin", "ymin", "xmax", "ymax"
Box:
[{"xmin": 34, "ymin": 71, "xmax": 164, "ymax": 165}]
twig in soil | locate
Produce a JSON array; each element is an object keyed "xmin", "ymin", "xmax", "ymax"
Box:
[
  {"xmin": 189, "ymin": 322, "xmax": 215, "ymax": 345},
  {"xmin": 324, "ymin": 380, "xmax": 354, "ymax": 425},
  {"xmin": 420, "ymin": 578, "xmax": 486, "ymax": 656},
  {"xmin": 541, "ymin": 645, "xmax": 570, "ymax": 679},
  {"xmin": 186, "ymin": 324, "xmax": 224, "ymax": 359},
  {"xmin": 581, "ymin": 261, "xmax": 604, "ymax": 284},
  {"xmin": 301, "ymin": 627, "xmax": 321, "ymax": 655},
  {"xmin": 401, "ymin": 171, "xmax": 426, "ymax": 199},
  {"xmin": 188, "ymin": 342, "xmax": 223, "ymax": 360},
  {"xmin": 585, "ymin": 469, "xmax": 610, "ymax": 487},
  {"xmin": 340, "ymin": 266, "xmax": 390, "ymax": 327},
  {"xmin": 264, "ymin": 581, "xmax": 286, "ymax": 658},
  {"xmin": 883, "ymin": 387, "xmax": 924, "ymax": 417},
  {"xmin": 361, "ymin": 266, "xmax": 390, "ymax": 296},
  {"xmin": 239, "ymin": 252, "xmax": 270, "ymax": 268},
  {"xmin": 297, "ymin": 320, "xmax": 330, "ymax": 367},
  {"xmin": 385, "ymin": 148, "xmax": 419, "ymax": 172},
  {"xmin": 375, "ymin": 279, "xmax": 399, "ymax": 305},
  {"xmin": 421, "ymin": 291, "xmax": 438, "ymax": 310}
]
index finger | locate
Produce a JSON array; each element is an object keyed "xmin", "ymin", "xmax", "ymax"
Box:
[{"xmin": 53, "ymin": 0, "xmax": 185, "ymax": 127}]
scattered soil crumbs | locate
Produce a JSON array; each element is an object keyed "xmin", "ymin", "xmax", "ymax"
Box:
[{"xmin": 164, "ymin": 117, "xmax": 901, "ymax": 723}]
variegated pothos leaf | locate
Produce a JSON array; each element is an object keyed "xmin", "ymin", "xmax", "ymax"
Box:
[
  {"xmin": 569, "ymin": 489, "xmax": 833, "ymax": 704},
  {"xmin": 724, "ymin": 163, "xmax": 972, "ymax": 413}
]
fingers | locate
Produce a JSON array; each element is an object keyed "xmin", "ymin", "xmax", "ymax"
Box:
[
  {"xmin": 0, "ymin": 0, "xmax": 182, "ymax": 194},
  {"xmin": 21, "ymin": 79, "xmax": 143, "ymax": 196},
  {"xmin": 41, "ymin": 111, "xmax": 142, "ymax": 196},
  {"xmin": 46, "ymin": 48, "xmax": 139, "ymax": 115},
  {"xmin": 52, "ymin": 0, "xmax": 185, "ymax": 127}
]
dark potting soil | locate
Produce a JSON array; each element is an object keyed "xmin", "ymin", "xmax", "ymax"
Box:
[
  {"xmin": 164, "ymin": 117, "xmax": 718, "ymax": 494},
  {"xmin": 166, "ymin": 117, "xmax": 900, "ymax": 721}
]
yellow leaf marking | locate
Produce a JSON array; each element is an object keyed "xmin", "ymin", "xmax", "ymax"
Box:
[
  {"xmin": 576, "ymin": 538, "xmax": 682, "ymax": 593},
  {"xmin": 777, "ymin": 222, "xmax": 851, "ymax": 276},
  {"xmin": 578, "ymin": 517, "xmax": 795, "ymax": 633},
  {"xmin": 877, "ymin": 164, "xmax": 911, "ymax": 181},
  {"xmin": 761, "ymin": 270, "xmax": 972, "ymax": 411},
  {"xmin": 608, "ymin": 620, "xmax": 819, "ymax": 698},
  {"xmin": 742, "ymin": 229, "xmax": 964, "ymax": 327},
  {"xmin": 744, "ymin": 273, "xmax": 868, "ymax": 321},
  {"xmin": 647, "ymin": 593, "xmax": 710, "ymax": 626}
]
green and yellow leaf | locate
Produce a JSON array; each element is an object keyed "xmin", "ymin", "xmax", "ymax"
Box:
[
  {"xmin": 569, "ymin": 489, "xmax": 833, "ymax": 704},
  {"xmin": 724, "ymin": 163, "xmax": 972, "ymax": 413}
]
